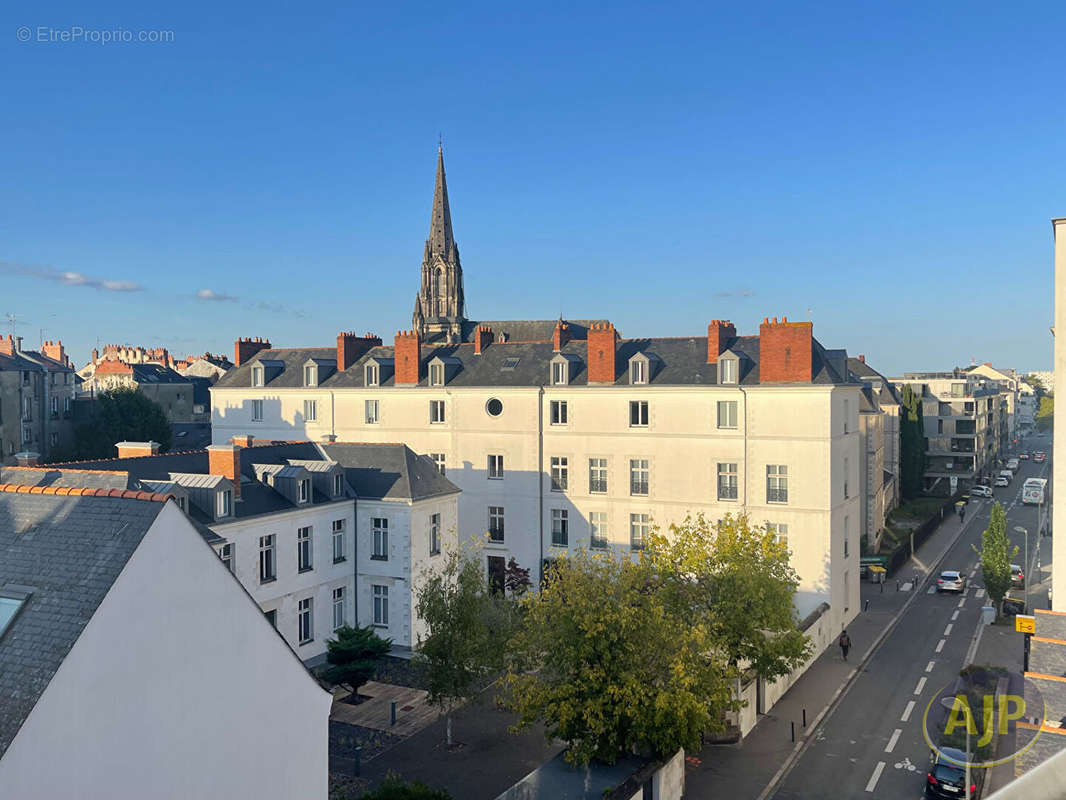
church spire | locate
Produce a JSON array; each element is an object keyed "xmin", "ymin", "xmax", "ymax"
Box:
[{"xmin": 427, "ymin": 144, "xmax": 455, "ymax": 259}]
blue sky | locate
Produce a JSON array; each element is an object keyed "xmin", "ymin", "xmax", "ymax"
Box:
[{"xmin": 2, "ymin": 1, "xmax": 1061, "ymax": 374}]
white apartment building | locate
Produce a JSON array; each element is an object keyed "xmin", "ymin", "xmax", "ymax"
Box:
[{"xmin": 1052, "ymin": 216, "xmax": 1065, "ymax": 613}]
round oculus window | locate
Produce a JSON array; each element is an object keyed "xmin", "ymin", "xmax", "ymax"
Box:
[{"xmin": 486, "ymin": 398, "xmax": 503, "ymax": 417}]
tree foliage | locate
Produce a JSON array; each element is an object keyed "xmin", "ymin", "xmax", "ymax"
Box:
[
  {"xmin": 1036, "ymin": 395, "xmax": 1054, "ymax": 432},
  {"xmin": 504, "ymin": 514, "xmax": 807, "ymax": 766},
  {"xmin": 1025, "ymin": 374, "xmax": 1047, "ymax": 397},
  {"xmin": 354, "ymin": 775, "xmax": 452, "ymax": 800},
  {"xmin": 46, "ymin": 387, "xmax": 172, "ymax": 462},
  {"xmin": 974, "ymin": 502, "xmax": 1017, "ymax": 612},
  {"xmin": 503, "ymin": 557, "xmax": 532, "ymax": 597},
  {"xmin": 321, "ymin": 625, "xmax": 391, "ymax": 697},
  {"xmin": 414, "ymin": 546, "xmax": 519, "ymax": 745},
  {"xmin": 900, "ymin": 384, "xmax": 927, "ymax": 499}
]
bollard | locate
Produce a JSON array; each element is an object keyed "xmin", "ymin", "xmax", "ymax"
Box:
[
  {"xmin": 880, "ymin": 579, "xmax": 884, "ymax": 594},
  {"xmin": 864, "ymin": 599, "xmax": 870, "ymax": 612},
  {"xmin": 803, "ymin": 708, "xmax": 807, "ymax": 727},
  {"xmin": 896, "ymin": 579, "xmax": 900, "ymax": 592},
  {"xmin": 391, "ymin": 700, "xmax": 397, "ymax": 726},
  {"xmin": 355, "ymin": 746, "xmax": 362, "ymax": 776},
  {"xmin": 791, "ymin": 721, "xmax": 795, "ymax": 742}
]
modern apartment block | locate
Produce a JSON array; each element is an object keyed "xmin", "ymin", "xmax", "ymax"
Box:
[{"xmin": 0, "ymin": 336, "xmax": 76, "ymax": 465}]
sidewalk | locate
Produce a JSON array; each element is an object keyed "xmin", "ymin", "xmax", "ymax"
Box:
[{"xmin": 684, "ymin": 508, "xmax": 975, "ymax": 800}]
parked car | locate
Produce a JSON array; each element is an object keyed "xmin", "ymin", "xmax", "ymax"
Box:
[
  {"xmin": 971, "ymin": 485, "xmax": 993, "ymax": 498},
  {"xmin": 1011, "ymin": 564, "xmax": 1025, "ymax": 588},
  {"xmin": 1035, "ymin": 452, "xmax": 1047, "ymax": 463},
  {"xmin": 937, "ymin": 571, "xmax": 966, "ymax": 593},
  {"xmin": 994, "ymin": 476, "xmax": 1011, "ymax": 487},
  {"xmin": 1020, "ymin": 453, "xmax": 1030, "ymax": 460},
  {"xmin": 925, "ymin": 747, "xmax": 978, "ymax": 798}
]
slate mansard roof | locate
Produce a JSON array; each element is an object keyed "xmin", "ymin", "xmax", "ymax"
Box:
[
  {"xmin": 216, "ymin": 333, "xmax": 854, "ymax": 391},
  {"xmin": 0, "ymin": 492, "xmax": 168, "ymax": 758}
]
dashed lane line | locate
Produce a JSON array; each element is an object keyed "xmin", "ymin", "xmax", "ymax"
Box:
[
  {"xmin": 976, "ymin": 588, "xmax": 986, "ymax": 599},
  {"xmin": 914, "ymin": 677, "xmax": 927, "ymax": 695},
  {"xmin": 865, "ymin": 761, "xmax": 886, "ymax": 792},
  {"xmin": 885, "ymin": 729, "xmax": 902, "ymax": 754},
  {"xmin": 952, "ymin": 610, "xmax": 960, "ymax": 621},
  {"xmin": 958, "ymin": 597, "xmax": 966, "ymax": 608},
  {"xmin": 901, "ymin": 701, "xmax": 916, "ymax": 722},
  {"xmin": 944, "ymin": 623, "xmax": 953, "ymax": 636},
  {"xmin": 936, "ymin": 639, "xmax": 946, "ymax": 653},
  {"xmin": 926, "ymin": 661, "xmax": 935, "ymax": 673}
]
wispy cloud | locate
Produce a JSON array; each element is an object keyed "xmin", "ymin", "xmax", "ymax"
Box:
[
  {"xmin": 249, "ymin": 300, "xmax": 308, "ymax": 319},
  {"xmin": 0, "ymin": 260, "xmax": 143, "ymax": 292},
  {"xmin": 713, "ymin": 288, "xmax": 757, "ymax": 298},
  {"xmin": 196, "ymin": 288, "xmax": 239, "ymax": 302}
]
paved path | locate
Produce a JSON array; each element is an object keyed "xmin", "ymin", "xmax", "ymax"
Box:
[{"xmin": 330, "ymin": 681, "xmax": 435, "ymax": 737}]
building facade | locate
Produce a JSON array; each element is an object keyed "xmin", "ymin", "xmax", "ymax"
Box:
[{"xmin": 0, "ymin": 336, "xmax": 76, "ymax": 465}]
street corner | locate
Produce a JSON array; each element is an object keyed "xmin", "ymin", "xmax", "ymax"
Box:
[{"xmin": 921, "ymin": 666, "xmax": 1047, "ymax": 769}]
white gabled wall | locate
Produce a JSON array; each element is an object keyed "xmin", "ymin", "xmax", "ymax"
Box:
[{"xmin": 0, "ymin": 501, "xmax": 332, "ymax": 800}]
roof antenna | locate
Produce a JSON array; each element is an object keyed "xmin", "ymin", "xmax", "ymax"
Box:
[{"xmin": 806, "ymin": 307, "xmax": 812, "ymax": 321}]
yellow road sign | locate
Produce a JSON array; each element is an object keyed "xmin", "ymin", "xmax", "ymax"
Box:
[{"xmin": 1016, "ymin": 615, "xmax": 1035, "ymax": 634}]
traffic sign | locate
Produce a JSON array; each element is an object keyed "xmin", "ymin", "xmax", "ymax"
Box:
[{"xmin": 1016, "ymin": 615, "xmax": 1035, "ymax": 634}]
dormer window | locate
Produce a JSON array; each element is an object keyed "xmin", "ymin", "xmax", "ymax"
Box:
[
  {"xmin": 552, "ymin": 361, "xmax": 568, "ymax": 386},
  {"xmin": 720, "ymin": 358, "xmax": 738, "ymax": 384},
  {"xmin": 304, "ymin": 365, "xmax": 317, "ymax": 387},
  {"xmin": 217, "ymin": 489, "xmax": 233, "ymax": 518},
  {"xmin": 299, "ymin": 478, "xmax": 311, "ymax": 504},
  {"xmin": 429, "ymin": 362, "xmax": 445, "ymax": 386},
  {"xmin": 333, "ymin": 473, "xmax": 343, "ymax": 496},
  {"xmin": 252, "ymin": 366, "xmax": 264, "ymax": 387},
  {"xmin": 630, "ymin": 360, "xmax": 647, "ymax": 385},
  {"xmin": 366, "ymin": 364, "xmax": 379, "ymax": 387}
]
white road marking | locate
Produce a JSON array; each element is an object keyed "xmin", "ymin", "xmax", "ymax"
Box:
[
  {"xmin": 952, "ymin": 610, "xmax": 960, "ymax": 621},
  {"xmin": 865, "ymin": 761, "xmax": 886, "ymax": 792},
  {"xmin": 927, "ymin": 586, "xmax": 936, "ymax": 595},
  {"xmin": 901, "ymin": 581, "xmax": 913, "ymax": 591},
  {"xmin": 926, "ymin": 660, "xmax": 935, "ymax": 673},
  {"xmin": 945, "ymin": 623, "xmax": 954, "ymax": 636},
  {"xmin": 977, "ymin": 588, "xmax": 986, "ymax": 599},
  {"xmin": 901, "ymin": 700, "xmax": 916, "ymax": 722},
  {"xmin": 958, "ymin": 597, "xmax": 966, "ymax": 608},
  {"xmin": 885, "ymin": 728, "xmax": 902, "ymax": 753},
  {"xmin": 915, "ymin": 677, "xmax": 927, "ymax": 695},
  {"xmin": 936, "ymin": 639, "xmax": 946, "ymax": 653}
]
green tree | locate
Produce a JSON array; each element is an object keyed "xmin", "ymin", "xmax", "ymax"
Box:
[
  {"xmin": 974, "ymin": 502, "xmax": 1017, "ymax": 613},
  {"xmin": 414, "ymin": 547, "xmax": 517, "ymax": 747},
  {"xmin": 354, "ymin": 775, "xmax": 451, "ymax": 800},
  {"xmin": 503, "ymin": 557, "xmax": 532, "ymax": 597},
  {"xmin": 1025, "ymin": 374, "xmax": 1046, "ymax": 397},
  {"xmin": 1036, "ymin": 395, "xmax": 1054, "ymax": 433},
  {"xmin": 648, "ymin": 514, "xmax": 812, "ymax": 680},
  {"xmin": 47, "ymin": 387, "xmax": 172, "ymax": 462},
  {"xmin": 321, "ymin": 625, "xmax": 391, "ymax": 697},
  {"xmin": 504, "ymin": 548, "xmax": 737, "ymax": 766},
  {"xmin": 900, "ymin": 384, "xmax": 927, "ymax": 499}
]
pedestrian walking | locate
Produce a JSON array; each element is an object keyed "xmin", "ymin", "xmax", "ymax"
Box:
[
  {"xmin": 960, "ymin": 506, "xmax": 965, "ymax": 523},
  {"xmin": 838, "ymin": 630, "xmax": 851, "ymax": 662}
]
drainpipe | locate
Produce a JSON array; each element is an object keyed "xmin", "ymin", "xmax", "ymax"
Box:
[
  {"xmin": 739, "ymin": 386, "xmax": 749, "ymax": 510},
  {"xmin": 538, "ymin": 386, "xmax": 545, "ymax": 586}
]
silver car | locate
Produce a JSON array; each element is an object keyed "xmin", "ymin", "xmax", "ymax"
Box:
[
  {"xmin": 937, "ymin": 570, "xmax": 966, "ymax": 593},
  {"xmin": 970, "ymin": 485, "xmax": 993, "ymax": 498}
]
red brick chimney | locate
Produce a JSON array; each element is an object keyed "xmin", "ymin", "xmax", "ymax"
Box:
[
  {"xmin": 234, "ymin": 337, "xmax": 271, "ymax": 367},
  {"xmin": 859, "ymin": 354, "xmax": 865, "ymax": 363},
  {"xmin": 208, "ymin": 444, "xmax": 242, "ymax": 499},
  {"xmin": 553, "ymin": 321, "xmax": 572, "ymax": 352},
  {"xmin": 474, "ymin": 325, "xmax": 494, "ymax": 355},
  {"xmin": 0, "ymin": 335, "xmax": 14, "ymax": 357},
  {"xmin": 394, "ymin": 330, "xmax": 422, "ymax": 385},
  {"xmin": 337, "ymin": 331, "xmax": 382, "ymax": 372},
  {"xmin": 759, "ymin": 316, "xmax": 813, "ymax": 383},
  {"xmin": 230, "ymin": 434, "xmax": 255, "ymax": 448},
  {"xmin": 116, "ymin": 441, "xmax": 161, "ymax": 458},
  {"xmin": 706, "ymin": 320, "xmax": 737, "ymax": 364},
  {"xmin": 42, "ymin": 340, "xmax": 68, "ymax": 366},
  {"xmin": 586, "ymin": 322, "xmax": 618, "ymax": 384}
]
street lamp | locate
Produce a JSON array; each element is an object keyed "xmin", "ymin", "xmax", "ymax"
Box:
[
  {"xmin": 1015, "ymin": 525, "xmax": 1030, "ymax": 612},
  {"xmin": 939, "ymin": 696, "xmax": 974, "ymax": 800}
]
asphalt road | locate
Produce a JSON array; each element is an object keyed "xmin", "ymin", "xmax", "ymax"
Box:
[{"xmin": 772, "ymin": 432, "xmax": 1052, "ymax": 800}]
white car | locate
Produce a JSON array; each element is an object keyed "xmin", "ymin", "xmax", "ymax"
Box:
[
  {"xmin": 970, "ymin": 485, "xmax": 993, "ymax": 498},
  {"xmin": 937, "ymin": 571, "xmax": 966, "ymax": 593},
  {"xmin": 995, "ymin": 476, "xmax": 1010, "ymax": 487}
]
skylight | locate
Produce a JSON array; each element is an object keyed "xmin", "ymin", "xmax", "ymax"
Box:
[
  {"xmin": 502, "ymin": 357, "xmax": 520, "ymax": 371},
  {"xmin": 0, "ymin": 594, "xmax": 27, "ymax": 638}
]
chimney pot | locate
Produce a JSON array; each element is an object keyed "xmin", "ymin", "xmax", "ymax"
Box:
[{"xmin": 207, "ymin": 444, "xmax": 242, "ymax": 499}]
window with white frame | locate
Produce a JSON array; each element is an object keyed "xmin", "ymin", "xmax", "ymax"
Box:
[
  {"xmin": 298, "ymin": 597, "xmax": 313, "ymax": 644},
  {"xmin": 430, "ymin": 400, "xmax": 446, "ymax": 423},
  {"xmin": 365, "ymin": 364, "xmax": 379, "ymax": 386},
  {"xmin": 843, "ymin": 398, "xmax": 849, "ymax": 434},
  {"xmin": 252, "ymin": 366, "xmax": 264, "ymax": 387},
  {"xmin": 551, "ymin": 509, "xmax": 568, "ymax": 546},
  {"xmin": 767, "ymin": 522, "xmax": 789, "ymax": 551},
  {"xmin": 429, "ymin": 362, "xmax": 445, "ymax": 386},
  {"xmin": 50, "ymin": 396, "xmax": 58, "ymax": 416},
  {"xmin": 630, "ymin": 513, "xmax": 649, "ymax": 551},
  {"xmin": 252, "ymin": 399, "xmax": 264, "ymax": 422},
  {"xmin": 717, "ymin": 400, "xmax": 738, "ymax": 429},
  {"xmin": 304, "ymin": 399, "xmax": 317, "ymax": 422},
  {"xmin": 843, "ymin": 456, "xmax": 849, "ymax": 499},
  {"xmin": 333, "ymin": 473, "xmax": 344, "ymax": 496},
  {"xmin": 218, "ymin": 543, "xmax": 234, "ymax": 573},
  {"xmin": 844, "ymin": 516, "xmax": 849, "ymax": 558},
  {"xmin": 430, "ymin": 512, "xmax": 441, "ymax": 555},
  {"xmin": 590, "ymin": 512, "xmax": 608, "ymax": 549},
  {"xmin": 630, "ymin": 360, "xmax": 647, "ymax": 384},
  {"xmin": 589, "ymin": 458, "xmax": 608, "ymax": 493},
  {"xmin": 259, "ymin": 534, "xmax": 276, "ymax": 582},
  {"xmin": 298, "ymin": 479, "xmax": 311, "ymax": 503},
  {"xmin": 767, "ymin": 465, "xmax": 789, "ymax": 503},
  {"xmin": 303, "ymin": 365, "xmax": 317, "ymax": 387},
  {"xmin": 332, "ymin": 519, "xmax": 346, "ymax": 563},
  {"xmin": 551, "ymin": 361, "xmax": 568, "ymax": 385},
  {"xmin": 372, "ymin": 518, "xmax": 389, "ymax": 560},
  {"xmin": 431, "ymin": 453, "xmax": 446, "ymax": 475},
  {"xmin": 629, "ymin": 459, "xmax": 649, "ymax": 496},
  {"xmin": 217, "ymin": 490, "xmax": 232, "ymax": 518},
  {"xmin": 373, "ymin": 585, "xmax": 389, "ymax": 626},
  {"xmin": 64, "ymin": 396, "xmax": 71, "ymax": 413},
  {"xmin": 488, "ymin": 506, "xmax": 505, "ymax": 542},
  {"xmin": 332, "ymin": 587, "xmax": 346, "ymax": 631},
  {"xmin": 365, "ymin": 399, "xmax": 379, "ymax": 424},
  {"xmin": 720, "ymin": 358, "xmax": 738, "ymax": 384},
  {"xmin": 629, "ymin": 400, "xmax": 649, "ymax": 427},
  {"xmin": 550, "ymin": 456, "xmax": 568, "ymax": 491},
  {"xmin": 550, "ymin": 400, "xmax": 568, "ymax": 425},
  {"xmin": 297, "ymin": 526, "xmax": 313, "ymax": 571},
  {"xmin": 717, "ymin": 462, "xmax": 738, "ymax": 500},
  {"xmin": 488, "ymin": 454, "xmax": 504, "ymax": 479}
]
